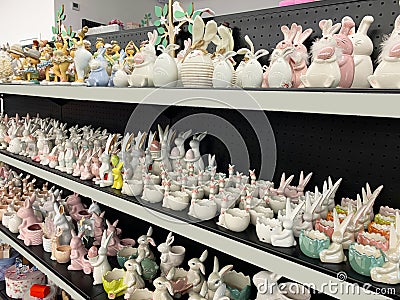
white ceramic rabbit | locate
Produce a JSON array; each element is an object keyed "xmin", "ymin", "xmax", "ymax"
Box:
[
  {"xmin": 170, "ymin": 129, "xmax": 192, "ymax": 170},
  {"xmin": 97, "ymin": 134, "xmax": 117, "ymax": 187},
  {"xmin": 212, "ymin": 23, "xmax": 235, "ymax": 55},
  {"xmin": 112, "ymin": 49, "xmax": 129, "ymax": 88},
  {"xmin": 153, "ymin": 125, "xmax": 174, "ymax": 174},
  {"xmin": 207, "ymin": 257, "xmax": 232, "ymax": 299},
  {"xmin": 253, "ymin": 270, "xmax": 282, "ymax": 300},
  {"xmin": 301, "ymin": 20, "xmax": 342, "ymax": 88},
  {"xmin": 267, "ymin": 47, "xmax": 294, "ymax": 88},
  {"xmin": 131, "ymin": 30, "xmax": 158, "ymax": 87},
  {"xmin": 368, "ymin": 15, "xmax": 400, "ymax": 88},
  {"xmin": 157, "ymin": 232, "xmax": 186, "ymax": 275},
  {"xmin": 90, "ymin": 230, "xmax": 113, "ymax": 285},
  {"xmin": 124, "ymin": 259, "xmax": 145, "ymax": 299},
  {"xmin": 153, "ymin": 268, "xmax": 175, "ymax": 300},
  {"xmin": 153, "ymin": 44, "xmax": 180, "ymax": 87},
  {"xmin": 136, "ymin": 226, "xmax": 156, "ymax": 262},
  {"xmin": 371, "ymin": 212, "xmax": 400, "ymax": 284},
  {"xmin": 319, "ymin": 209, "xmax": 354, "ymax": 263},
  {"xmin": 212, "ymin": 51, "xmax": 237, "ymax": 88},
  {"xmin": 187, "ymin": 249, "xmax": 208, "ymax": 293},
  {"xmin": 186, "ymin": 132, "xmax": 207, "ymax": 173},
  {"xmin": 349, "ymin": 16, "xmax": 374, "ymax": 88},
  {"xmin": 53, "ymin": 203, "xmax": 73, "ymax": 246},
  {"xmin": 237, "ymin": 35, "xmax": 269, "ymax": 88},
  {"xmin": 270, "ymin": 199, "xmax": 305, "ymax": 247}
]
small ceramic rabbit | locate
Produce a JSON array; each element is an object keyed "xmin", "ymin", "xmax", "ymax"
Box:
[
  {"xmin": 93, "ymin": 211, "xmax": 105, "ymax": 246},
  {"xmin": 72, "ymin": 148, "xmax": 88, "ymax": 177},
  {"xmin": 319, "ymin": 210, "xmax": 354, "ymax": 263},
  {"xmin": 212, "ymin": 51, "xmax": 237, "ymax": 88},
  {"xmin": 267, "ymin": 47, "xmax": 294, "ymax": 88},
  {"xmin": 170, "ymin": 129, "xmax": 192, "ymax": 170},
  {"xmin": 207, "ymin": 257, "xmax": 232, "ymax": 299},
  {"xmin": 270, "ymin": 199, "xmax": 305, "ymax": 247},
  {"xmin": 153, "ymin": 268, "xmax": 175, "ymax": 300},
  {"xmin": 97, "ymin": 134, "xmax": 117, "ymax": 187},
  {"xmin": 86, "ymin": 47, "xmax": 109, "ymax": 87},
  {"xmin": 68, "ymin": 229, "xmax": 92, "ymax": 274},
  {"xmin": 290, "ymin": 25, "xmax": 313, "ymax": 88},
  {"xmin": 237, "ymin": 35, "xmax": 269, "ymax": 88},
  {"xmin": 124, "ymin": 259, "xmax": 145, "ymax": 299},
  {"xmin": 73, "ymin": 34, "xmax": 92, "ymax": 85},
  {"xmin": 111, "ymin": 49, "xmax": 129, "ymax": 87},
  {"xmin": 137, "ymin": 226, "xmax": 156, "ymax": 262},
  {"xmin": 334, "ymin": 16, "xmax": 356, "ymax": 88},
  {"xmin": 153, "ymin": 125, "xmax": 174, "ymax": 174},
  {"xmin": 90, "ymin": 230, "xmax": 113, "ymax": 285},
  {"xmin": 153, "ymin": 44, "xmax": 180, "ymax": 87},
  {"xmin": 186, "ymin": 132, "xmax": 207, "ymax": 173},
  {"xmin": 284, "ymin": 171, "xmax": 313, "ymax": 199},
  {"xmin": 349, "ymin": 16, "xmax": 374, "ymax": 88},
  {"xmin": 212, "ymin": 23, "xmax": 235, "ymax": 55},
  {"xmin": 301, "ymin": 20, "xmax": 342, "ymax": 88},
  {"xmin": 158, "ymin": 232, "xmax": 186, "ymax": 275},
  {"xmin": 17, "ymin": 193, "xmax": 41, "ymax": 244},
  {"xmin": 187, "ymin": 249, "xmax": 208, "ymax": 293},
  {"xmin": 54, "ymin": 203, "xmax": 73, "ymax": 246},
  {"xmin": 368, "ymin": 15, "xmax": 400, "ymax": 88},
  {"xmin": 80, "ymin": 150, "xmax": 95, "ymax": 180},
  {"xmin": 66, "ymin": 192, "xmax": 88, "ymax": 222}
]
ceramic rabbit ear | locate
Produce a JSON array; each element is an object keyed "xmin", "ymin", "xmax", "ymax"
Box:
[
  {"xmin": 281, "ymin": 25, "xmax": 291, "ymax": 40},
  {"xmin": 199, "ymin": 281, "xmax": 208, "ymax": 297},
  {"xmin": 157, "ymin": 45, "xmax": 166, "ymax": 53},
  {"xmin": 255, "ymin": 49, "xmax": 269, "ymax": 59},
  {"xmin": 219, "ymin": 264, "xmax": 233, "ymax": 277},
  {"xmin": 244, "ymin": 35, "xmax": 255, "ymax": 54},
  {"xmin": 357, "ymin": 16, "xmax": 374, "ymax": 35},
  {"xmin": 166, "ymin": 267, "xmax": 175, "ymax": 281},
  {"xmin": 295, "ymin": 27, "xmax": 313, "ymax": 44},
  {"xmin": 199, "ymin": 249, "xmax": 208, "ymax": 262},
  {"xmin": 237, "ymin": 48, "xmax": 251, "ymax": 56},
  {"xmin": 339, "ymin": 16, "xmax": 356, "ymax": 36},
  {"xmin": 166, "ymin": 232, "xmax": 174, "ymax": 245},
  {"xmin": 339, "ymin": 211, "xmax": 354, "ymax": 235},
  {"xmin": 213, "ymin": 256, "xmax": 219, "ymax": 272},
  {"xmin": 330, "ymin": 23, "xmax": 342, "ymax": 35},
  {"xmin": 203, "ymin": 20, "xmax": 218, "ymax": 43},
  {"xmin": 192, "ymin": 16, "xmax": 205, "ymax": 44},
  {"xmin": 290, "ymin": 200, "xmax": 305, "ymax": 221},
  {"xmin": 223, "ymin": 51, "xmax": 237, "ymax": 61},
  {"xmin": 393, "ymin": 15, "xmax": 400, "ymax": 34},
  {"xmin": 389, "ymin": 223, "xmax": 398, "ymax": 249},
  {"xmin": 147, "ymin": 226, "xmax": 153, "ymax": 237}
]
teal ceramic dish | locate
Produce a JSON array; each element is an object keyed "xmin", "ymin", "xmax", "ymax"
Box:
[
  {"xmin": 299, "ymin": 230, "xmax": 330, "ymax": 259},
  {"xmin": 116, "ymin": 247, "xmax": 138, "ymax": 267},
  {"xmin": 348, "ymin": 243, "xmax": 385, "ymax": 277}
]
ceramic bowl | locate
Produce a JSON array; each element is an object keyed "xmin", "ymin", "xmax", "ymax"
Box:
[
  {"xmin": 299, "ymin": 230, "xmax": 330, "ymax": 259},
  {"xmin": 103, "ymin": 268, "xmax": 127, "ymax": 299},
  {"xmin": 349, "ymin": 243, "xmax": 385, "ymax": 276},
  {"xmin": 224, "ymin": 208, "xmax": 250, "ymax": 232},
  {"xmin": 267, "ymin": 195, "xmax": 287, "ymax": 214},
  {"xmin": 379, "ymin": 206, "xmax": 400, "ymax": 217},
  {"xmin": 168, "ymin": 246, "xmax": 186, "ymax": 266},
  {"xmin": 192, "ymin": 199, "xmax": 218, "ymax": 220},
  {"xmin": 368, "ymin": 74, "xmax": 400, "ymax": 89},
  {"xmin": 256, "ymin": 216, "xmax": 282, "ymax": 244},
  {"xmin": 368, "ymin": 222, "xmax": 390, "ymax": 240},
  {"xmin": 25, "ymin": 223, "xmax": 44, "ymax": 246},
  {"xmin": 249, "ymin": 206, "xmax": 274, "ymax": 225},
  {"xmin": 357, "ymin": 231, "xmax": 389, "ymax": 251},
  {"xmin": 165, "ymin": 196, "xmax": 189, "ymax": 211},
  {"xmin": 117, "ymin": 246, "xmax": 138, "ymax": 267},
  {"xmin": 224, "ymin": 270, "xmax": 251, "ymax": 300},
  {"xmin": 124, "ymin": 180, "xmax": 144, "ymax": 196},
  {"xmin": 170, "ymin": 268, "xmax": 192, "ymax": 295},
  {"xmin": 314, "ymin": 219, "xmax": 334, "ymax": 240},
  {"xmin": 374, "ymin": 213, "xmax": 395, "ymax": 225},
  {"xmin": 55, "ymin": 245, "xmax": 71, "ymax": 264},
  {"xmin": 127, "ymin": 288, "xmax": 153, "ymax": 300},
  {"xmin": 142, "ymin": 188, "xmax": 164, "ymax": 203}
]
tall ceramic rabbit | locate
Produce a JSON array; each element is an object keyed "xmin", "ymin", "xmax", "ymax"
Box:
[
  {"xmin": 153, "ymin": 125, "xmax": 174, "ymax": 174},
  {"xmin": 319, "ymin": 210, "xmax": 354, "ymax": 263},
  {"xmin": 68, "ymin": 229, "xmax": 92, "ymax": 274},
  {"xmin": 301, "ymin": 20, "xmax": 342, "ymax": 88},
  {"xmin": 124, "ymin": 259, "xmax": 145, "ymax": 299},
  {"xmin": 131, "ymin": 131, "xmax": 147, "ymax": 179},
  {"xmin": 212, "ymin": 51, "xmax": 237, "ymax": 88},
  {"xmin": 131, "ymin": 30, "xmax": 158, "ymax": 87},
  {"xmin": 368, "ymin": 15, "xmax": 400, "ymax": 88},
  {"xmin": 72, "ymin": 29, "xmax": 92, "ymax": 85},
  {"xmin": 270, "ymin": 199, "xmax": 305, "ymax": 247},
  {"xmin": 237, "ymin": 36, "xmax": 269, "ymax": 88},
  {"xmin": 212, "ymin": 23, "xmax": 235, "ymax": 55},
  {"xmin": 170, "ymin": 129, "xmax": 192, "ymax": 170},
  {"xmin": 207, "ymin": 257, "xmax": 232, "ymax": 299},
  {"xmin": 90, "ymin": 230, "xmax": 113, "ymax": 285},
  {"xmin": 17, "ymin": 193, "xmax": 41, "ymax": 243},
  {"xmin": 86, "ymin": 47, "xmax": 109, "ymax": 87},
  {"xmin": 349, "ymin": 16, "xmax": 374, "ymax": 88},
  {"xmin": 334, "ymin": 16, "xmax": 355, "ymax": 88},
  {"xmin": 187, "ymin": 249, "xmax": 208, "ymax": 293},
  {"xmin": 153, "ymin": 44, "xmax": 180, "ymax": 87},
  {"xmin": 186, "ymin": 132, "xmax": 207, "ymax": 174},
  {"xmin": 97, "ymin": 134, "xmax": 117, "ymax": 187},
  {"xmin": 54, "ymin": 203, "xmax": 73, "ymax": 246},
  {"xmin": 153, "ymin": 268, "xmax": 175, "ymax": 300},
  {"xmin": 290, "ymin": 25, "xmax": 313, "ymax": 88}
]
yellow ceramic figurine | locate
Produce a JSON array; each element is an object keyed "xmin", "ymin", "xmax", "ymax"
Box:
[
  {"xmin": 111, "ymin": 154, "xmax": 123, "ymax": 190},
  {"xmin": 124, "ymin": 41, "xmax": 138, "ymax": 74},
  {"xmin": 38, "ymin": 44, "xmax": 53, "ymax": 83},
  {"xmin": 111, "ymin": 40, "xmax": 121, "ymax": 62},
  {"xmin": 51, "ymin": 35, "xmax": 73, "ymax": 83}
]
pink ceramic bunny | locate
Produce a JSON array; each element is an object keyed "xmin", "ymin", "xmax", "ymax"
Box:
[
  {"xmin": 334, "ymin": 17, "xmax": 355, "ymax": 88},
  {"xmin": 80, "ymin": 151, "xmax": 95, "ymax": 181},
  {"xmin": 91, "ymin": 150, "xmax": 101, "ymax": 182},
  {"xmin": 68, "ymin": 230, "xmax": 93, "ymax": 274},
  {"xmin": 290, "ymin": 25, "xmax": 313, "ymax": 87},
  {"xmin": 93, "ymin": 211, "xmax": 105, "ymax": 246},
  {"xmin": 106, "ymin": 219, "xmax": 135, "ymax": 256},
  {"xmin": 72, "ymin": 149, "xmax": 88, "ymax": 177},
  {"xmin": 17, "ymin": 193, "xmax": 42, "ymax": 245},
  {"xmin": 66, "ymin": 192, "xmax": 89, "ymax": 222}
]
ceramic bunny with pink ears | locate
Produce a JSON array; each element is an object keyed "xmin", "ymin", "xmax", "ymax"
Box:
[
  {"xmin": 290, "ymin": 25, "xmax": 313, "ymax": 88},
  {"xmin": 131, "ymin": 30, "xmax": 158, "ymax": 87},
  {"xmin": 106, "ymin": 219, "xmax": 135, "ymax": 256},
  {"xmin": 301, "ymin": 20, "xmax": 342, "ymax": 88},
  {"xmin": 284, "ymin": 171, "xmax": 313, "ymax": 200},
  {"xmin": 334, "ymin": 16, "xmax": 356, "ymax": 88},
  {"xmin": 68, "ymin": 229, "xmax": 93, "ymax": 274},
  {"xmin": 66, "ymin": 192, "xmax": 89, "ymax": 222},
  {"xmin": 368, "ymin": 15, "xmax": 400, "ymax": 88},
  {"xmin": 17, "ymin": 193, "xmax": 42, "ymax": 245}
]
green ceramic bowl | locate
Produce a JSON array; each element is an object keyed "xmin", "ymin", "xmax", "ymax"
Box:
[
  {"xmin": 116, "ymin": 247, "xmax": 138, "ymax": 267},
  {"xmin": 349, "ymin": 243, "xmax": 385, "ymax": 277},
  {"xmin": 299, "ymin": 230, "xmax": 330, "ymax": 259}
]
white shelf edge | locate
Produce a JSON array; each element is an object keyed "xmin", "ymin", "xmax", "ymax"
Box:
[
  {"xmin": 1, "ymin": 85, "xmax": 400, "ymax": 118},
  {"xmin": 0, "ymin": 153, "xmax": 392, "ymax": 300},
  {"xmin": 0, "ymin": 230, "xmax": 85, "ymax": 300}
]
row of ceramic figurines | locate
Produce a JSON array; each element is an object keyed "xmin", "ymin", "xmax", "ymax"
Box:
[{"xmin": 0, "ymin": 169, "xmax": 313, "ymax": 300}]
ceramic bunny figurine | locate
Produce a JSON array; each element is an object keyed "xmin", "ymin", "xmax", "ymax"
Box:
[
  {"xmin": 284, "ymin": 171, "xmax": 313, "ymax": 199},
  {"xmin": 68, "ymin": 229, "xmax": 92, "ymax": 274},
  {"xmin": 153, "ymin": 125, "xmax": 174, "ymax": 174},
  {"xmin": 93, "ymin": 211, "xmax": 105, "ymax": 246},
  {"xmin": 301, "ymin": 20, "xmax": 342, "ymax": 88},
  {"xmin": 89, "ymin": 230, "xmax": 113, "ymax": 285},
  {"xmin": 186, "ymin": 132, "xmax": 207, "ymax": 174},
  {"xmin": 237, "ymin": 35, "xmax": 269, "ymax": 88},
  {"xmin": 212, "ymin": 23, "xmax": 235, "ymax": 55},
  {"xmin": 66, "ymin": 192, "xmax": 89, "ymax": 222},
  {"xmin": 319, "ymin": 210, "xmax": 354, "ymax": 263},
  {"xmin": 267, "ymin": 47, "xmax": 294, "ymax": 88},
  {"xmin": 97, "ymin": 134, "xmax": 117, "ymax": 187},
  {"xmin": 349, "ymin": 16, "xmax": 374, "ymax": 88},
  {"xmin": 80, "ymin": 150, "xmax": 95, "ymax": 180},
  {"xmin": 170, "ymin": 129, "xmax": 192, "ymax": 170},
  {"xmin": 212, "ymin": 51, "xmax": 237, "ymax": 88},
  {"xmin": 72, "ymin": 148, "xmax": 88, "ymax": 177},
  {"xmin": 124, "ymin": 259, "xmax": 145, "ymax": 299},
  {"xmin": 371, "ymin": 213, "xmax": 400, "ymax": 284},
  {"xmin": 334, "ymin": 16, "xmax": 355, "ymax": 88},
  {"xmin": 131, "ymin": 30, "xmax": 158, "ymax": 87},
  {"xmin": 153, "ymin": 44, "xmax": 180, "ymax": 87},
  {"xmin": 207, "ymin": 257, "xmax": 232, "ymax": 299},
  {"xmin": 153, "ymin": 268, "xmax": 175, "ymax": 300},
  {"xmin": 105, "ymin": 219, "xmax": 125, "ymax": 256},
  {"xmin": 111, "ymin": 49, "xmax": 129, "ymax": 87},
  {"xmin": 54, "ymin": 203, "xmax": 73, "ymax": 246},
  {"xmin": 270, "ymin": 199, "xmax": 305, "ymax": 247},
  {"xmin": 64, "ymin": 140, "xmax": 76, "ymax": 175},
  {"xmin": 72, "ymin": 29, "xmax": 92, "ymax": 85},
  {"xmin": 253, "ymin": 270, "xmax": 282, "ymax": 300},
  {"xmin": 368, "ymin": 15, "xmax": 400, "ymax": 88},
  {"xmin": 17, "ymin": 193, "xmax": 42, "ymax": 245},
  {"xmin": 157, "ymin": 232, "xmax": 186, "ymax": 275},
  {"xmin": 187, "ymin": 249, "xmax": 208, "ymax": 293},
  {"xmin": 137, "ymin": 226, "xmax": 156, "ymax": 262},
  {"xmin": 290, "ymin": 25, "xmax": 313, "ymax": 88},
  {"xmin": 86, "ymin": 47, "xmax": 109, "ymax": 87}
]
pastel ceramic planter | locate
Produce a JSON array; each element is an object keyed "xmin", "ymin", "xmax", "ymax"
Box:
[
  {"xmin": 189, "ymin": 199, "xmax": 218, "ymax": 221},
  {"xmin": 103, "ymin": 268, "xmax": 127, "ymax": 299},
  {"xmin": 55, "ymin": 245, "xmax": 71, "ymax": 264},
  {"xmin": 2, "ymin": 212, "xmax": 14, "ymax": 228},
  {"xmin": 42, "ymin": 235, "xmax": 53, "ymax": 253},
  {"xmin": 349, "ymin": 243, "xmax": 385, "ymax": 276},
  {"xmin": 168, "ymin": 246, "xmax": 186, "ymax": 267},
  {"xmin": 224, "ymin": 208, "xmax": 250, "ymax": 232},
  {"xmin": 224, "ymin": 270, "xmax": 251, "ymax": 300},
  {"xmin": 314, "ymin": 219, "xmax": 334, "ymax": 240},
  {"xmin": 368, "ymin": 222, "xmax": 390, "ymax": 240},
  {"xmin": 379, "ymin": 206, "xmax": 400, "ymax": 217},
  {"xmin": 24, "ymin": 223, "xmax": 44, "ymax": 246},
  {"xmin": 140, "ymin": 258, "xmax": 159, "ymax": 281},
  {"xmin": 357, "ymin": 231, "xmax": 389, "ymax": 251},
  {"xmin": 170, "ymin": 268, "xmax": 192, "ymax": 295},
  {"xmin": 249, "ymin": 206, "xmax": 274, "ymax": 225},
  {"xmin": 256, "ymin": 216, "xmax": 282, "ymax": 244},
  {"xmin": 117, "ymin": 246, "xmax": 138, "ymax": 267},
  {"xmin": 374, "ymin": 214, "xmax": 395, "ymax": 225},
  {"xmin": 267, "ymin": 195, "xmax": 287, "ymax": 214},
  {"xmin": 142, "ymin": 187, "xmax": 164, "ymax": 203},
  {"xmin": 128, "ymin": 288, "xmax": 153, "ymax": 300},
  {"xmin": 299, "ymin": 230, "xmax": 330, "ymax": 259},
  {"xmin": 8, "ymin": 214, "xmax": 22, "ymax": 234},
  {"xmin": 163, "ymin": 196, "xmax": 189, "ymax": 211}
]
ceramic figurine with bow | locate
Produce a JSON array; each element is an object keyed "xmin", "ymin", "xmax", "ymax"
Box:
[
  {"xmin": 97, "ymin": 134, "xmax": 118, "ymax": 187},
  {"xmin": 185, "ymin": 132, "xmax": 207, "ymax": 174}
]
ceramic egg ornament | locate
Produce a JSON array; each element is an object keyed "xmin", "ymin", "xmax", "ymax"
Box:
[
  {"xmin": 153, "ymin": 44, "xmax": 180, "ymax": 87},
  {"xmin": 212, "ymin": 51, "xmax": 237, "ymax": 88}
]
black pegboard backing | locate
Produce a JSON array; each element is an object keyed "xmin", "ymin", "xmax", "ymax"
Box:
[{"xmin": 86, "ymin": 0, "xmax": 400, "ymax": 67}]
